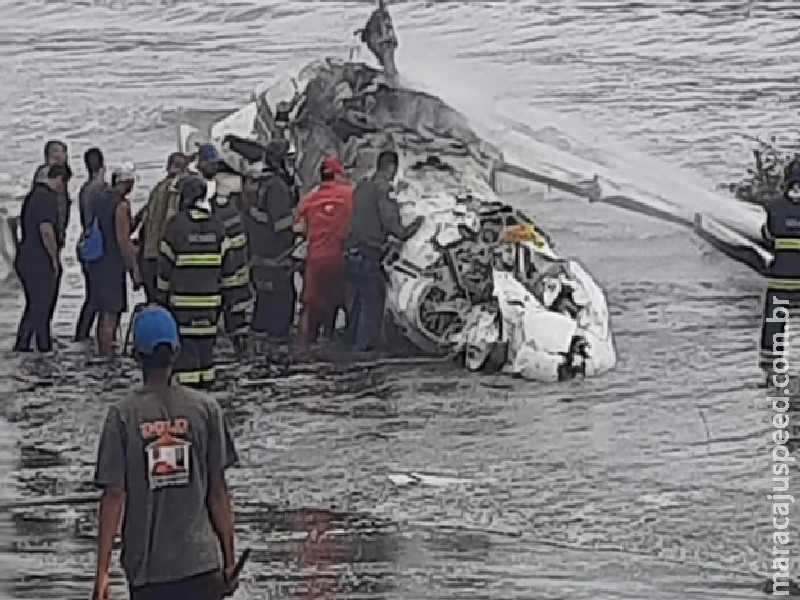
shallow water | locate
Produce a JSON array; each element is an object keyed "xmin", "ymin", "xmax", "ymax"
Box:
[{"xmin": 0, "ymin": 1, "xmax": 796, "ymax": 598}]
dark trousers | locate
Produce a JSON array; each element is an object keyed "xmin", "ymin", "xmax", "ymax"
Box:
[
  {"xmin": 129, "ymin": 569, "xmax": 224, "ymax": 600},
  {"xmin": 74, "ymin": 263, "xmax": 96, "ymax": 341},
  {"xmin": 140, "ymin": 257, "xmax": 159, "ymax": 304},
  {"xmin": 343, "ymin": 249, "xmax": 385, "ymax": 352},
  {"xmin": 173, "ymin": 335, "xmax": 217, "ymax": 388},
  {"xmin": 49, "ymin": 264, "xmax": 62, "ymax": 323},
  {"xmin": 252, "ymin": 268, "xmax": 295, "ymax": 340},
  {"xmin": 223, "ymin": 304, "xmax": 250, "ymax": 336},
  {"xmin": 759, "ymin": 288, "xmax": 800, "ymax": 367},
  {"xmin": 14, "ymin": 259, "xmax": 58, "ymax": 352}
]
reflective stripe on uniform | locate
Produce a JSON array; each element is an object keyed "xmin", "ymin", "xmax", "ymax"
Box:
[
  {"xmin": 176, "ymin": 367, "xmax": 216, "ymax": 384},
  {"xmin": 775, "ymin": 238, "xmax": 800, "ymax": 251},
  {"xmin": 231, "ymin": 298, "xmax": 253, "ymax": 314},
  {"xmin": 249, "ymin": 206, "xmax": 269, "ymax": 224},
  {"xmin": 227, "ymin": 232, "xmax": 247, "ymax": 250},
  {"xmin": 274, "ymin": 215, "xmax": 293, "ymax": 232},
  {"xmin": 175, "ymin": 253, "xmax": 223, "ymax": 267},
  {"xmin": 189, "ymin": 209, "xmax": 210, "ymax": 221},
  {"xmin": 767, "ymin": 279, "xmax": 800, "ymax": 291},
  {"xmin": 251, "ymin": 256, "xmax": 288, "ymax": 267},
  {"xmin": 220, "ymin": 266, "xmax": 250, "ymax": 289},
  {"xmin": 156, "ymin": 276, "xmax": 171, "ymax": 292},
  {"xmin": 160, "ymin": 240, "xmax": 176, "ymax": 262},
  {"xmin": 222, "ymin": 214, "xmax": 242, "ymax": 230},
  {"xmin": 169, "ymin": 294, "xmax": 222, "ymax": 309},
  {"xmin": 179, "ymin": 324, "xmax": 218, "ymax": 337}
]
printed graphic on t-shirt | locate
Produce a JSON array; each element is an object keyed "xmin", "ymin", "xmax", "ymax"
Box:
[{"xmin": 139, "ymin": 418, "xmax": 192, "ymax": 491}]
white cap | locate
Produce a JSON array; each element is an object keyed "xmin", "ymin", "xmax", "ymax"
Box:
[
  {"xmin": 242, "ymin": 162, "xmax": 267, "ymax": 179},
  {"xmin": 113, "ymin": 162, "xmax": 136, "ymax": 183}
]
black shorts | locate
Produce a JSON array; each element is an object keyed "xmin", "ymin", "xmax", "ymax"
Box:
[
  {"xmin": 129, "ymin": 570, "xmax": 224, "ymax": 600},
  {"xmin": 88, "ymin": 264, "xmax": 128, "ymax": 314}
]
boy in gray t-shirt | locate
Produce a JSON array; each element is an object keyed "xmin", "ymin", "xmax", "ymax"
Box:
[{"xmin": 91, "ymin": 306, "xmax": 239, "ymax": 600}]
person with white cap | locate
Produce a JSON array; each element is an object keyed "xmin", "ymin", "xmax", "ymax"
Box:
[
  {"xmin": 196, "ymin": 144, "xmax": 253, "ymax": 354},
  {"xmin": 92, "ymin": 305, "xmax": 239, "ymax": 600},
  {"xmin": 87, "ymin": 163, "xmax": 142, "ymax": 358},
  {"xmin": 243, "ymin": 141, "xmax": 297, "ymax": 341},
  {"xmin": 238, "ymin": 161, "xmax": 265, "ymax": 214},
  {"xmin": 156, "ymin": 175, "xmax": 247, "ymax": 388}
]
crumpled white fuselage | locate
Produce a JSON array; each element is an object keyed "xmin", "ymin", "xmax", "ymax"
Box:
[{"xmin": 382, "ymin": 174, "xmax": 616, "ymax": 382}]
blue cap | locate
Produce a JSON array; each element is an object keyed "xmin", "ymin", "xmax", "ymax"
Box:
[
  {"xmin": 197, "ymin": 144, "xmax": 220, "ymax": 165},
  {"xmin": 133, "ymin": 306, "xmax": 180, "ymax": 355}
]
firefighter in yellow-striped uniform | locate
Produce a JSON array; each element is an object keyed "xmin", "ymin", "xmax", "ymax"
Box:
[
  {"xmin": 156, "ymin": 175, "xmax": 247, "ymax": 389},
  {"xmin": 194, "ymin": 144, "xmax": 253, "ymax": 355},
  {"xmin": 759, "ymin": 169, "xmax": 800, "ymax": 374},
  {"xmin": 212, "ymin": 190, "xmax": 252, "ymax": 353}
]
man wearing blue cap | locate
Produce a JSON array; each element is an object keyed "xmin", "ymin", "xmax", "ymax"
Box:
[
  {"xmin": 197, "ymin": 144, "xmax": 220, "ymax": 180},
  {"xmin": 92, "ymin": 305, "xmax": 239, "ymax": 600}
]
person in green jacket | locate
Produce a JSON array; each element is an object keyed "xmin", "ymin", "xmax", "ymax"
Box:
[{"xmin": 137, "ymin": 153, "xmax": 188, "ymax": 302}]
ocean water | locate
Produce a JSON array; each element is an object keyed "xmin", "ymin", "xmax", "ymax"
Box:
[{"xmin": 0, "ymin": 1, "xmax": 797, "ymax": 598}]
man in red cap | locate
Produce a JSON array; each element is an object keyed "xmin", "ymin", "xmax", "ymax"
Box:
[{"xmin": 294, "ymin": 157, "xmax": 354, "ymax": 347}]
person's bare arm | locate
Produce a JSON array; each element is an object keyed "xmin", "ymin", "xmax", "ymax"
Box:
[
  {"xmin": 95, "ymin": 487, "xmax": 124, "ymax": 577},
  {"xmin": 115, "ymin": 201, "xmax": 140, "ymax": 282},
  {"xmin": 293, "ymin": 217, "xmax": 307, "ymax": 236},
  {"xmin": 38, "ymin": 222, "xmax": 59, "ymax": 271},
  {"xmin": 208, "ymin": 470, "xmax": 235, "ymax": 569},
  {"xmin": 377, "ymin": 185, "xmax": 422, "ymax": 241},
  {"xmin": 132, "ymin": 205, "xmax": 147, "ymax": 233},
  {"xmin": 293, "ymin": 194, "xmax": 310, "ymax": 237},
  {"xmin": 92, "ymin": 406, "xmax": 127, "ymax": 599},
  {"xmin": 207, "ymin": 403, "xmax": 238, "ymax": 571}
]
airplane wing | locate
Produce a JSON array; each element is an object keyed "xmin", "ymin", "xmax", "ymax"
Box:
[{"xmin": 489, "ymin": 119, "xmax": 770, "ymax": 276}]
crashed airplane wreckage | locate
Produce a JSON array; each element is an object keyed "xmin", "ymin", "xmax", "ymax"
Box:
[{"xmin": 178, "ymin": 2, "xmax": 616, "ymax": 382}]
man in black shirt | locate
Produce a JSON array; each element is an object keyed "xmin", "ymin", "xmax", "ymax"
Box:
[
  {"xmin": 343, "ymin": 149, "xmax": 423, "ymax": 351},
  {"xmin": 32, "ymin": 140, "xmax": 72, "ymax": 249},
  {"xmin": 13, "ymin": 164, "xmax": 69, "ymax": 352}
]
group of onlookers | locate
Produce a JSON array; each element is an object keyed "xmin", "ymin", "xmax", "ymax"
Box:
[{"xmin": 12, "ymin": 137, "xmax": 423, "ymax": 387}]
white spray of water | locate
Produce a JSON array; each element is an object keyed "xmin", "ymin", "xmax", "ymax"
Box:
[{"xmin": 397, "ymin": 32, "xmax": 765, "ymax": 242}]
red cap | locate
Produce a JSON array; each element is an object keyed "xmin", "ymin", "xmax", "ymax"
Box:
[{"xmin": 321, "ymin": 156, "xmax": 344, "ymax": 176}]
